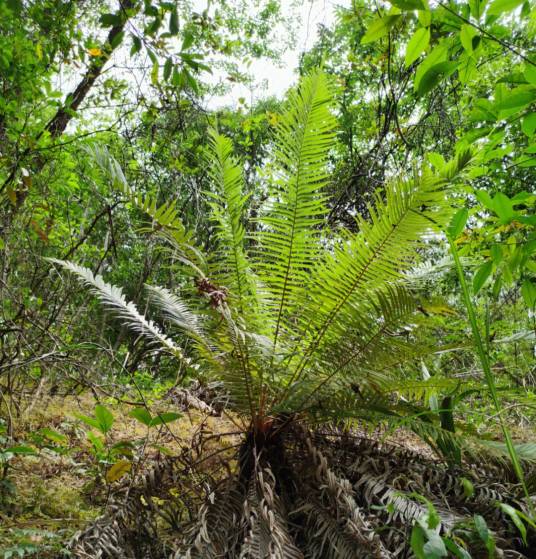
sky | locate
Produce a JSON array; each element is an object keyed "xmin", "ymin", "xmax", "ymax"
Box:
[{"xmin": 204, "ymin": 0, "xmax": 350, "ymax": 108}]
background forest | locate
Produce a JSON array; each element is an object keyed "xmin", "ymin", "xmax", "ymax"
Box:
[{"xmin": 0, "ymin": 0, "xmax": 535, "ymax": 557}]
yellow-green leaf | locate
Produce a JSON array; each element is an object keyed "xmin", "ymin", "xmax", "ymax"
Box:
[
  {"xmin": 106, "ymin": 460, "xmax": 132, "ymax": 482},
  {"xmin": 361, "ymin": 15, "xmax": 402, "ymax": 44},
  {"xmin": 405, "ymin": 27, "xmax": 430, "ymax": 67}
]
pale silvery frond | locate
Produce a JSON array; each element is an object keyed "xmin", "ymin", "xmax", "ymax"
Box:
[{"xmin": 48, "ymin": 259, "xmax": 191, "ymax": 365}]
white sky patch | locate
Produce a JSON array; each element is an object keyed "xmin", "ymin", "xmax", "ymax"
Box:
[{"xmin": 203, "ymin": 0, "xmax": 350, "ymax": 108}]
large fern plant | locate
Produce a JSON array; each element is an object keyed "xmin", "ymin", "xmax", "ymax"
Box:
[{"xmin": 52, "ymin": 71, "xmax": 532, "ymax": 558}]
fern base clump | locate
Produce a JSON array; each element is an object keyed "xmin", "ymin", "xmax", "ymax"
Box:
[{"xmin": 70, "ymin": 424, "xmax": 532, "ymax": 559}]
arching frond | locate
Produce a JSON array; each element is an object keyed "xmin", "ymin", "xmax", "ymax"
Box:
[
  {"xmin": 255, "ymin": 69, "xmax": 337, "ymax": 352},
  {"xmin": 288, "ymin": 157, "xmax": 472, "ymax": 385},
  {"xmin": 205, "ymin": 130, "xmax": 258, "ymax": 320},
  {"xmin": 48, "ymin": 259, "xmax": 190, "ymax": 364}
]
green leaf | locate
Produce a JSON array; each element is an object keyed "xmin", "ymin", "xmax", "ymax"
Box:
[
  {"xmin": 444, "ymin": 539, "xmax": 472, "ymax": 559},
  {"xmin": 129, "ymin": 407, "xmax": 152, "ymax": 426},
  {"xmin": 149, "ymin": 412, "xmax": 182, "ymax": 427},
  {"xmin": 423, "ymin": 533, "xmax": 448, "ymax": 558},
  {"xmin": 460, "ymin": 24, "xmax": 478, "ymax": 53},
  {"xmin": 182, "ymin": 30, "xmax": 194, "ymax": 51},
  {"xmin": 447, "ymin": 208, "xmax": 469, "ymax": 238},
  {"xmin": 361, "ymin": 15, "xmax": 402, "ymax": 44},
  {"xmin": 86, "ymin": 431, "xmax": 104, "ymax": 451},
  {"xmin": 130, "ymin": 35, "xmax": 142, "ymax": 56},
  {"xmin": 494, "ymin": 87, "xmax": 536, "ymax": 112},
  {"xmin": 473, "ymin": 261, "xmax": 493, "ymax": 294},
  {"xmin": 490, "ymin": 244, "xmax": 502, "ymax": 264},
  {"xmin": 410, "ymin": 525, "xmax": 427, "ymax": 559},
  {"xmin": 94, "ymin": 404, "xmax": 114, "ymax": 434},
  {"xmin": 492, "ymin": 192, "xmax": 515, "ymax": 223},
  {"xmin": 169, "ymin": 7, "xmax": 179, "ymax": 35},
  {"xmin": 427, "ymin": 152, "xmax": 446, "ymax": 169},
  {"xmin": 389, "ymin": 0, "xmax": 426, "ymax": 9},
  {"xmin": 74, "ymin": 413, "xmax": 101, "ymax": 431},
  {"xmin": 524, "ymin": 65, "xmax": 536, "ymax": 86},
  {"xmin": 417, "ymin": 61, "xmax": 458, "ymax": 96},
  {"xmin": 163, "ymin": 57, "xmax": 173, "ymax": 81},
  {"xmin": 100, "ymin": 13, "xmax": 121, "ymax": 26},
  {"xmin": 474, "ymin": 515, "xmax": 495, "ymax": 554},
  {"xmin": 5, "ymin": 445, "xmax": 36, "ymax": 455},
  {"xmin": 522, "ymin": 113, "xmax": 536, "ymax": 136},
  {"xmin": 405, "ymin": 28, "xmax": 430, "ymax": 67},
  {"xmin": 461, "ymin": 477, "xmax": 474, "ymax": 498},
  {"xmin": 521, "ymin": 280, "xmax": 536, "ymax": 308},
  {"xmin": 487, "ymin": 0, "xmax": 524, "ymax": 15},
  {"xmin": 110, "ymin": 30, "xmax": 124, "ymax": 49},
  {"xmin": 38, "ymin": 427, "xmax": 67, "ymax": 445},
  {"xmin": 498, "ymin": 503, "xmax": 527, "ymax": 544}
]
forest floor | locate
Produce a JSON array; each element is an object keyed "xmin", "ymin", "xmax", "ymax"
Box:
[{"xmin": 1, "ymin": 391, "xmax": 530, "ymax": 558}]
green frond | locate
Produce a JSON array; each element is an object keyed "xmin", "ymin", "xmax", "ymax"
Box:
[
  {"xmin": 205, "ymin": 130, "xmax": 258, "ymax": 319},
  {"xmin": 48, "ymin": 259, "xmax": 190, "ymax": 365},
  {"xmin": 288, "ymin": 168, "xmax": 459, "ymax": 383},
  {"xmin": 255, "ymin": 69, "xmax": 337, "ymax": 350}
]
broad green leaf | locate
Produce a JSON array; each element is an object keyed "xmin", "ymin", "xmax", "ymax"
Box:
[
  {"xmin": 461, "ymin": 477, "xmax": 474, "ymax": 498},
  {"xmin": 521, "ymin": 280, "xmax": 536, "ymax": 307},
  {"xmin": 94, "ymin": 404, "xmax": 114, "ymax": 434},
  {"xmin": 169, "ymin": 7, "xmax": 179, "ymax": 35},
  {"xmin": 5, "ymin": 445, "xmax": 36, "ymax": 455},
  {"xmin": 475, "ymin": 189, "xmax": 494, "ymax": 210},
  {"xmin": 410, "ymin": 525, "xmax": 427, "ymax": 559},
  {"xmin": 524, "ymin": 64, "xmax": 536, "ymax": 86},
  {"xmin": 129, "ymin": 407, "xmax": 152, "ymax": 426},
  {"xmin": 460, "ymin": 24, "xmax": 478, "ymax": 53},
  {"xmin": 498, "ymin": 503, "xmax": 527, "ymax": 544},
  {"xmin": 38, "ymin": 427, "xmax": 67, "ymax": 445},
  {"xmin": 149, "ymin": 412, "xmax": 182, "ymax": 427},
  {"xmin": 490, "ymin": 244, "xmax": 502, "ymax": 264},
  {"xmin": 492, "ymin": 192, "xmax": 515, "ymax": 223},
  {"xmin": 361, "ymin": 15, "xmax": 402, "ymax": 44},
  {"xmin": 522, "ymin": 113, "xmax": 536, "ymax": 136},
  {"xmin": 163, "ymin": 57, "xmax": 173, "ymax": 81},
  {"xmin": 106, "ymin": 459, "xmax": 132, "ymax": 482},
  {"xmin": 130, "ymin": 35, "xmax": 142, "ymax": 56},
  {"xmin": 444, "ymin": 539, "xmax": 472, "ymax": 559},
  {"xmin": 473, "ymin": 261, "xmax": 493, "ymax": 293},
  {"xmin": 458, "ymin": 56, "xmax": 477, "ymax": 84},
  {"xmin": 447, "ymin": 208, "xmax": 468, "ymax": 239},
  {"xmin": 474, "ymin": 515, "xmax": 495, "ymax": 555},
  {"xmin": 469, "ymin": 0, "xmax": 484, "ymax": 19},
  {"xmin": 418, "ymin": 9, "xmax": 431, "ymax": 26},
  {"xmin": 389, "ymin": 0, "xmax": 426, "ymax": 10},
  {"xmin": 405, "ymin": 28, "xmax": 430, "ymax": 67},
  {"xmin": 423, "ymin": 532, "xmax": 448, "ymax": 558},
  {"xmin": 487, "ymin": 0, "xmax": 524, "ymax": 15},
  {"xmin": 75, "ymin": 413, "xmax": 101, "ymax": 431},
  {"xmin": 100, "ymin": 13, "xmax": 121, "ymax": 26},
  {"xmin": 427, "ymin": 152, "xmax": 446, "ymax": 169},
  {"xmin": 86, "ymin": 431, "xmax": 104, "ymax": 451},
  {"xmin": 416, "ymin": 61, "xmax": 458, "ymax": 96},
  {"xmin": 494, "ymin": 87, "xmax": 536, "ymax": 112}
]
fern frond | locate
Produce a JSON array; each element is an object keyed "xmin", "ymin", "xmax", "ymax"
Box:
[
  {"xmin": 289, "ymin": 168, "xmax": 457, "ymax": 384},
  {"xmin": 255, "ymin": 69, "xmax": 337, "ymax": 352},
  {"xmin": 48, "ymin": 259, "xmax": 190, "ymax": 364},
  {"xmin": 205, "ymin": 131, "xmax": 258, "ymax": 319}
]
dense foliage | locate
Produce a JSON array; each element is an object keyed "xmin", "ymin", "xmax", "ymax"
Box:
[{"xmin": 0, "ymin": 0, "xmax": 534, "ymax": 557}]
